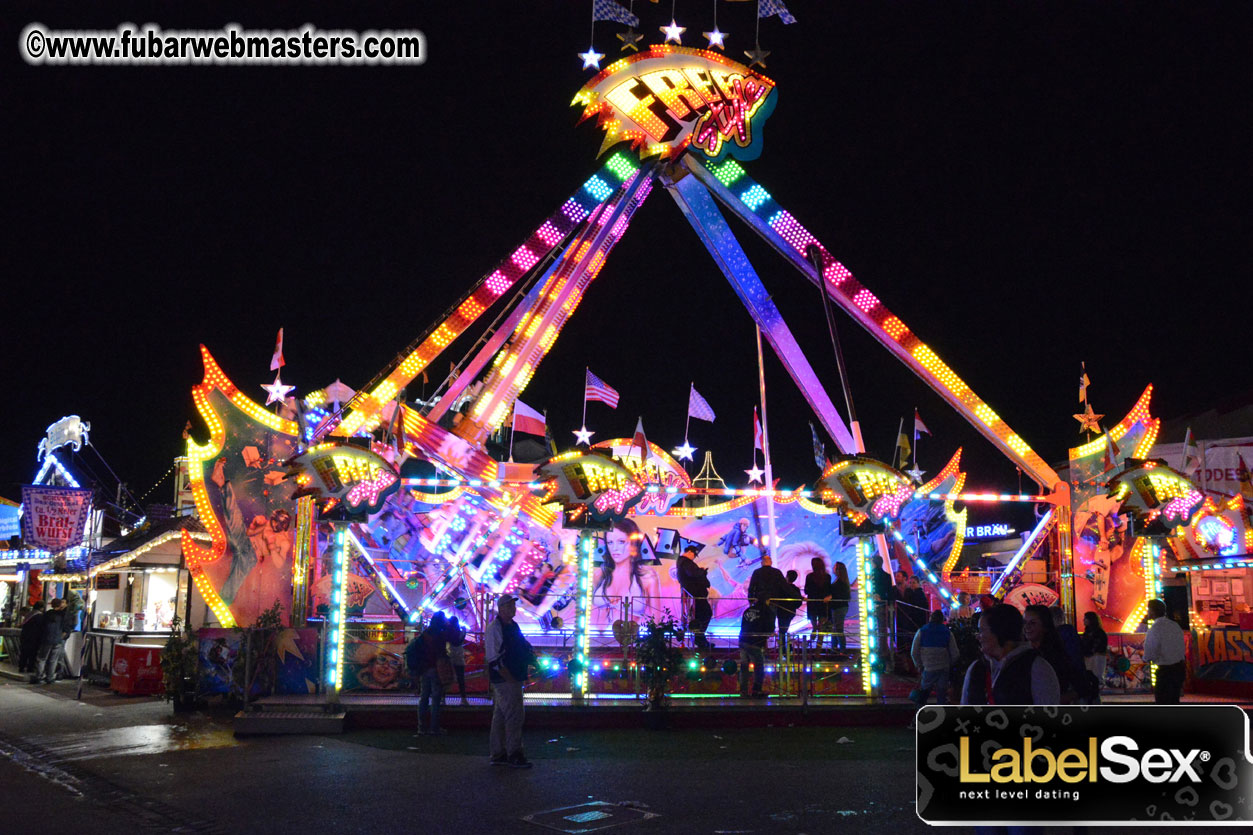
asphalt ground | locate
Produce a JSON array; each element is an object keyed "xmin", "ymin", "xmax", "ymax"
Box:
[{"xmin": 0, "ymin": 680, "xmax": 1239, "ymax": 835}]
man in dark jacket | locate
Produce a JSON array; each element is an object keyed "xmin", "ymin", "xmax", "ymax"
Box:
[
  {"xmin": 677, "ymin": 546, "xmax": 712, "ymax": 649},
  {"xmin": 747, "ymin": 554, "xmax": 788, "ymax": 612},
  {"xmin": 775, "ymin": 570, "xmax": 803, "ymax": 656},
  {"xmin": 35, "ymin": 598, "xmax": 67, "ymax": 684},
  {"xmin": 18, "ymin": 602, "xmax": 45, "ymax": 675},
  {"xmin": 738, "ymin": 599, "xmax": 773, "ymax": 697}
]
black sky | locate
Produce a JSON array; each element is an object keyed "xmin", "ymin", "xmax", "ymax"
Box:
[{"xmin": 3, "ymin": 0, "xmax": 1250, "ymax": 510}]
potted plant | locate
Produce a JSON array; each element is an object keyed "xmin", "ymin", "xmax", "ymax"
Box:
[
  {"xmin": 161, "ymin": 615, "xmax": 199, "ymax": 712},
  {"xmin": 633, "ymin": 613, "xmax": 686, "ymax": 727}
]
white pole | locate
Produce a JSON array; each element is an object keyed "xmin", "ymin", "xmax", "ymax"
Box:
[
  {"xmin": 582, "ymin": 368, "xmax": 588, "ymax": 430},
  {"xmin": 755, "ymin": 327, "xmax": 779, "ymax": 556},
  {"xmin": 508, "ymin": 406, "xmax": 516, "ymax": 463},
  {"xmin": 684, "ymin": 383, "xmax": 692, "ymax": 443},
  {"xmin": 892, "ymin": 416, "xmax": 904, "ymax": 468}
]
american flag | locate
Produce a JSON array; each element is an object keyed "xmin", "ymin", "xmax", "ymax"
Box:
[
  {"xmin": 585, "ymin": 369, "xmax": 619, "ymax": 408},
  {"xmin": 758, "ymin": 0, "xmax": 797, "ymax": 24},
  {"xmin": 593, "ymin": 0, "xmax": 640, "ymax": 27},
  {"xmin": 688, "ymin": 385, "xmax": 716, "ymax": 422}
]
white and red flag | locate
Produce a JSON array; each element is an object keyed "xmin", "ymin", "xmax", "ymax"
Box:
[
  {"xmin": 512, "ymin": 399, "xmax": 546, "ymax": 436},
  {"xmin": 270, "ymin": 328, "xmax": 285, "ymax": 371},
  {"xmin": 632, "ymin": 417, "xmax": 649, "ymax": 462},
  {"xmin": 914, "ymin": 409, "xmax": 930, "ymax": 437},
  {"xmin": 753, "ymin": 407, "xmax": 763, "ymax": 452}
]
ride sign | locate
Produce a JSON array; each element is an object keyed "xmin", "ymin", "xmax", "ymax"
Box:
[
  {"xmin": 537, "ymin": 449, "xmax": 643, "ymax": 525},
  {"xmin": 573, "ymin": 45, "xmax": 777, "ymax": 161},
  {"xmin": 286, "ymin": 441, "xmax": 400, "ymax": 515}
]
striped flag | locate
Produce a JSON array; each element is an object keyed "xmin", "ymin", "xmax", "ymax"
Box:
[
  {"xmin": 593, "ymin": 0, "xmax": 640, "ymax": 27},
  {"xmin": 632, "ymin": 417, "xmax": 649, "ymax": 463},
  {"xmin": 758, "ymin": 0, "xmax": 797, "ymax": 24},
  {"xmin": 512, "ymin": 399, "xmax": 546, "ymax": 436},
  {"xmin": 914, "ymin": 409, "xmax": 930, "ymax": 437},
  {"xmin": 688, "ymin": 385, "xmax": 716, "ymax": 422},
  {"xmin": 1181, "ymin": 427, "xmax": 1201, "ymax": 476},
  {"xmin": 585, "ymin": 369, "xmax": 620, "ymax": 408},
  {"xmin": 753, "ymin": 407, "xmax": 763, "ymax": 452}
]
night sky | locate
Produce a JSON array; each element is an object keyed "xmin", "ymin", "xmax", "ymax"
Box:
[{"xmin": 3, "ymin": 1, "xmax": 1250, "ymax": 517}]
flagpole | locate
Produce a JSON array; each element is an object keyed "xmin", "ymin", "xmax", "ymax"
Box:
[
  {"xmin": 912, "ymin": 408, "xmax": 919, "ymax": 470},
  {"xmin": 754, "ymin": 326, "xmax": 779, "ymax": 556},
  {"xmin": 582, "ymin": 367, "xmax": 589, "ymax": 430},
  {"xmin": 684, "ymin": 383, "xmax": 692, "ymax": 443},
  {"xmin": 509, "ymin": 406, "xmax": 516, "ymax": 463}
]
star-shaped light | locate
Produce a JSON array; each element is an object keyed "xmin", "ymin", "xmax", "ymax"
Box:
[
  {"xmin": 660, "ymin": 20, "xmax": 686, "ymax": 44},
  {"xmin": 673, "ymin": 440, "xmax": 696, "ymax": 462},
  {"xmin": 744, "ymin": 45, "xmax": 770, "ymax": 68},
  {"xmin": 1073, "ymin": 403, "xmax": 1104, "ymax": 433},
  {"xmin": 703, "ymin": 28, "xmax": 727, "ymax": 49},
  {"xmin": 579, "ymin": 47, "xmax": 605, "ymax": 70},
  {"xmin": 906, "ymin": 465, "xmax": 926, "ymax": 483},
  {"xmin": 262, "ymin": 373, "xmax": 295, "ymax": 406},
  {"xmin": 617, "ymin": 28, "xmax": 644, "ymax": 52},
  {"xmin": 573, "ymin": 426, "xmax": 595, "ymax": 446},
  {"xmin": 745, "ymin": 464, "xmax": 765, "ymax": 484}
]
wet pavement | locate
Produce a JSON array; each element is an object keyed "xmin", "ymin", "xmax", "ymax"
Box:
[{"xmin": 0, "ymin": 679, "xmax": 1223, "ymax": 834}]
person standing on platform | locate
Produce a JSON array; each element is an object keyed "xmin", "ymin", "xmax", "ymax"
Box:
[
  {"xmin": 738, "ymin": 598, "xmax": 772, "ymax": 698},
  {"xmin": 803, "ymin": 557, "xmax": 831, "ymax": 650},
  {"xmin": 1144, "ymin": 598, "xmax": 1187, "ymax": 703},
  {"xmin": 776, "ymin": 570, "xmax": 802, "ymax": 656},
  {"xmin": 677, "ymin": 546, "xmax": 712, "ymax": 650},
  {"xmin": 911, "ymin": 610, "xmax": 959, "ymax": 708},
  {"xmin": 747, "ymin": 554, "xmax": 787, "ymax": 609},
  {"xmin": 830, "ymin": 562, "xmax": 851, "ymax": 656},
  {"xmin": 485, "ymin": 595, "xmax": 535, "ymax": 768}
]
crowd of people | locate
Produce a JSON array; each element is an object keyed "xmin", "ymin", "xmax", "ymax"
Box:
[{"xmin": 15, "ymin": 598, "xmax": 77, "ymax": 684}]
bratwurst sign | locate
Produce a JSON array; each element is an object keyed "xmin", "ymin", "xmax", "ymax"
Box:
[{"xmin": 20, "ymin": 485, "xmax": 93, "ymax": 552}]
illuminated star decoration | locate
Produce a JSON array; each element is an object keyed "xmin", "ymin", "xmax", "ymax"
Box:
[
  {"xmin": 906, "ymin": 464, "xmax": 926, "ymax": 483},
  {"xmin": 673, "ymin": 440, "xmax": 696, "ymax": 462},
  {"xmin": 703, "ymin": 27, "xmax": 727, "ymax": 49},
  {"xmin": 262, "ymin": 373, "xmax": 295, "ymax": 406},
  {"xmin": 617, "ymin": 28, "xmax": 644, "ymax": 52},
  {"xmin": 579, "ymin": 47, "xmax": 605, "ymax": 70},
  {"xmin": 745, "ymin": 464, "xmax": 765, "ymax": 484},
  {"xmin": 1073, "ymin": 403, "xmax": 1104, "ymax": 434},
  {"xmin": 573, "ymin": 426, "xmax": 595, "ymax": 446},
  {"xmin": 744, "ymin": 45, "xmax": 770, "ymax": 68},
  {"xmin": 660, "ymin": 19, "xmax": 686, "ymax": 44}
]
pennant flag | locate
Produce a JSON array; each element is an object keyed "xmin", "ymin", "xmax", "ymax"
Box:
[
  {"xmin": 512, "ymin": 399, "xmax": 546, "ymax": 436},
  {"xmin": 914, "ymin": 409, "xmax": 931, "ymax": 437},
  {"xmin": 688, "ymin": 385, "xmax": 716, "ymax": 422},
  {"xmin": 1079, "ymin": 366, "xmax": 1090, "ymax": 403},
  {"xmin": 809, "ymin": 422, "xmax": 826, "ymax": 470},
  {"xmin": 270, "ymin": 328, "xmax": 285, "ymax": 371},
  {"xmin": 897, "ymin": 432, "xmax": 911, "ymax": 460},
  {"xmin": 593, "ymin": 0, "xmax": 640, "ymax": 26},
  {"xmin": 753, "ymin": 407, "xmax": 763, "ymax": 451},
  {"xmin": 1182, "ymin": 427, "xmax": 1201, "ymax": 476},
  {"xmin": 1101, "ymin": 434, "xmax": 1117, "ymax": 473},
  {"xmin": 759, "ymin": 0, "xmax": 798, "ymax": 24},
  {"xmin": 632, "ymin": 417, "xmax": 649, "ymax": 462},
  {"xmin": 585, "ymin": 369, "xmax": 620, "ymax": 408}
]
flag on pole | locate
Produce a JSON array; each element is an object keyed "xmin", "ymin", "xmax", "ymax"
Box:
[
  {"xmin": 759, "ymin": 0, "xmax": 798, "ymax": 24},
  {"xmin": 1102, "ymin": 434, "xmax": 1118, "ymax": 473},
  {"xmin": 688, "ymin": 386, "xmax": 716, "ymax": 422},
  {"xmin": 270, "ymin": 328, "xmax": 285, "ymax": 371},
  {"xmin": 632, "ymin": 417, "xmax": 649, "ymax": 463},
  {"xmin": 1182, "ymin": 427, "xmax": 1201, "ymax": 476},
  {"xmin": 593, "ymin": 0, "xmax": 640, "ymax": 26},
  {"xmin": 512, "ymin": 399, "xmax": 547, "ymax": 436},
  {"xmin": 585, "ymin": 369, "xmax": 620, "ymax": 408},
  {"xmin": 1079, "ymin": 364, "xmax": 1090, "ymax": 403},
  {"xmin": 914, "ymin": 409, "xmax": 930, "ymax": 437},
  {"xmin": 753, "ymin": 407, "xmax": 763, "ymax": 452},
  {"xmin": 809, "ymin": 422, "xmax": 826, "ymax": 470},
  {"xmin": 896, "ymin": 432, "xmax": 911, "ymax": 461}
]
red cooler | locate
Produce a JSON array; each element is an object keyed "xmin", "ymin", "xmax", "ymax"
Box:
[{"xmin": 110, "ymin": 643, "xmax": 164, "ymax": 695}]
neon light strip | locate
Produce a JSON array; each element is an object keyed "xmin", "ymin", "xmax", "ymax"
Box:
[
  {"xmin": 989, "ymin": 509, "xmax": 1056, "ymax": 596},
  {"xmin": 326, "ymin": 527, "xmax": 350, "ymax": 695},
  {"xmin": 688, "ymin": 156, "xmax": 1059, "ymax": 489},
  {"xmin": 856, "ymin": 538, "xmax": 876, "ymax": 696},
  {"xmin": 337, "ymin": 153, "xmax": 642, "ymax": 437},
  {"xmin": 346, "ymin": 529, "xmax": 411, "ymax": 621},
  {"xmin": 575, "ymin": 533, "xmax": 595, "ymax": 698},
  {"xmin": 34, "ymin": 452, "xmax": 80, "ymax": 488},
  {"xmin": 290, "ymin": 496, "xmax": 314, "ymax": 625},
  {"xmin": 884, "ymin": 520, "xmax": 957, "ymax": 602},
  {"xmin": 921, "ymin": 492, "xmax": 1050, "ymax": 503}
]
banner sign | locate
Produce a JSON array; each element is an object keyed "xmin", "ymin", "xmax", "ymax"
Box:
[
  {"xmin": 917, "ymin": 705, "xmax": 1253, "ymax": 825},
  {"xmin": 0, "ymin": 502, "xmax": 20, "ymax": 540},
  {"xmin": 20, "ymin": 485, "xmax": 93, "ymax": 551}
]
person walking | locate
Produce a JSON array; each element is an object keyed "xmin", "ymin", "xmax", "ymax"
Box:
[
  {"xmin": 18, "ymin": 602, "xmax": 45, "ymax": 676},
  {"xmin": 775, "ymin": 570, "xmax": 802, "ymax": 657},
  {"xmin": 803, "ymin": 557, "xmax": 831, "ymax": 651},
  {"xmin": 485, "ymin": 595, "xmax": 535, "ymax": 768},
  {"xmin": 1144, "ymin": 598, "xmax": 1186, "ymax": 703},
  {"xmin": 34, "ymin": 598, "xmax": 67, "ymax": 685},
  {"xmin": 738, "ymin": 597, "xmax": 772, "ymax": 698},
  {"xmin": 677, "ymin": 546, "xmax": 712, "ymax": 649},
  {"xmin": 911, "ymin": 610, "xmax": 959, "ymax": 708},
  {"xmin": 830, "ymin": 562, "xmax": 851, "ymax": 655},
  {"xmin": 961, "ymin": 603, "xmax": 1060, "ymax": 705}
]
